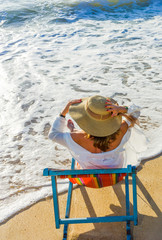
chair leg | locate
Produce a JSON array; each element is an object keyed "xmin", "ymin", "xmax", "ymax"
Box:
[
  {"xmin": 63, "ymin": 225, "xmax": 68, "ymax": 240},
  {"xmin": 63, "ymin": 181, "xmax": 73, "ymax": 240},
  {"xmin": 126, "ymin": 220, "xmax": 131, "ymax": 240},
  {"xmin": 125, "ymin": 174, "xmax": 131, "ymax": 240},
  {"xmin": 62, "ymin": 158, "xmax": 75, "ymax": 240},
  {"xmin": 132, "ymin": 167, "xmax": 138, "ymax": 226},
  {"xmin": 126, "ymin": 230, "xmax": 131, "ymax": 240},
  {"xmin": 51, "ymin": 176, "xmax": 60, "ymax": 229}
]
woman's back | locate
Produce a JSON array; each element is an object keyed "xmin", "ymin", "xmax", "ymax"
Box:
[{"xmin": 70, "ymin": 121, "xmax": 128, "ymax": 153}]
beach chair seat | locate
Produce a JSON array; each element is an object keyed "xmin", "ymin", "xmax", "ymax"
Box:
[
  {"xmin": 60, "ymin": 172, "xmax": 126, "ymax": 188},
  {"xmin": 43, "ymin": 158, "xmax": 138, "ymax": 240}
]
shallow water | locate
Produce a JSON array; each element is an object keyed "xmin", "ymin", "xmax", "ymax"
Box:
[{"xmin": 0, "ymin": 0, "xmax": 162, "ymax": 223}]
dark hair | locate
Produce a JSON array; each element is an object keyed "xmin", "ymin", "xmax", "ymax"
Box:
[
  {"xmin": 86, "ymin": 113, "xmax": 138, "ymax": 152},
  {"xmin": 86, "ymin": 129, "xmax": 120, "ymax": 152}
]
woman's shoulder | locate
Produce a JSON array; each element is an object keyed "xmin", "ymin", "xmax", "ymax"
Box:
[
  {"xmin": 69, "ymin": 122, "xmax": 129, "ymax": 153},
  {"xmin": 70, "ymin": 131, "xmax": 85, "ymax": 143},
  {"xmin": 70, "ymin": 132, "xmax": 102, "ymax": 153}
]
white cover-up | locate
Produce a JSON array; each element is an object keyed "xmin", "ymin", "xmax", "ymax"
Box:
[{"xmin": 48, "ymin": 111, "xmax": 147, "ymax": 169}]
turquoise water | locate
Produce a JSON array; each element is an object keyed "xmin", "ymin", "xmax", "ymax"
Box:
[{"xmin": 0, "ymin": 0, "xmax": 162, "ymax": 223}]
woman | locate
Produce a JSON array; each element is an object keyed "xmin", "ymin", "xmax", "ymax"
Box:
[{"xmin": 49, "ymin": 95, "xmax": 147, "ymax": 169}]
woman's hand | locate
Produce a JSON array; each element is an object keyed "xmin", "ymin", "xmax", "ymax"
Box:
[
  {"xmin": 105, "ymin": 99, "xmax": 127, "ymax": 117},
  {"xmin": 60, "ymin": 99, "xmax": 82, "ymax": 117}
]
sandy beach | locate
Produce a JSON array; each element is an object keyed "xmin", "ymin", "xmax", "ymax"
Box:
[{"xmin": 0, "ymin": 155, "xmax": 162, "ymax": 240}]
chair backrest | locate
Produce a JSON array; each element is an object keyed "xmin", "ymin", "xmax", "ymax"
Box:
[
  {"xmin": 60, "ymin": 172, "xmax": 126, "ymax": 188},
  {"xmin": 58, "ymin": 159, "xmax": 127, "ymax": 188}
]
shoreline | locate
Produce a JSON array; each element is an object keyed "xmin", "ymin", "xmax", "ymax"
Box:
[{"xmin": 0, "ymin": 155, "xmax": 162, "ymax": 240}]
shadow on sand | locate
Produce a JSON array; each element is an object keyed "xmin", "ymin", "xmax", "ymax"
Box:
[{"xmin": 73, "ymin": 156, "xmax": 162, "ymax": 239}]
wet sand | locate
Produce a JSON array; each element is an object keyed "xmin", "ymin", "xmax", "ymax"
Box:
[{"xmin": 0, "ymin": 156, "xmax": 162, "ymax": 240}]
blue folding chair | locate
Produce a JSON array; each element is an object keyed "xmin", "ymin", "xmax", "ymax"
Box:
[{"xmin": 43, "ymin": 158, "xmax": 138, "ymax": 240}]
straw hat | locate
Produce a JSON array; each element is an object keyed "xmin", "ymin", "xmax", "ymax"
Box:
[{"xmin": 69, "ymin": 95, "xmax": 122, "ymax": 137}]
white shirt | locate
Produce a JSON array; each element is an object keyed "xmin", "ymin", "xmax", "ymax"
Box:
[{"xmin": 48, "ymin": 115, "xmax": 147, "ymax": 169}]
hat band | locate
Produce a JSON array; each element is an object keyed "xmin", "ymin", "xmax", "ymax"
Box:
[{"xmin": 86, "ymin": 104, "xmax": 110, "ymax": 120}]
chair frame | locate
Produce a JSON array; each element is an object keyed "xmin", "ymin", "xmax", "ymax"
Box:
[{"xmin": 43, "ymin": 158, "xmax": 138, "ymax": 240}]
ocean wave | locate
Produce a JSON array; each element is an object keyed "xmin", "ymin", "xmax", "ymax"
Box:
[{"xmin": 0, "ymin": 0, "xmax": 161, "ymax": 27}]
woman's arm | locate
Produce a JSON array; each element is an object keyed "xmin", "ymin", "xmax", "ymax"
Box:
[
  {"xmin": 60, "ymin": 99, "xmax": 82, "ymax": 117},
  {"xmin": 48, "ymin": 99, "xmax": 82, "ymax": 145},
  {"xmin": 105, "ymin": 99, "xmax": 128, "ymax": 116},
  {"xmin": 48, "ymin": 116, "xmax": 68, "ymax": 146},
  {"xmin": 105, "ymin": 100, "xmax": 139, "ymax": 128}
]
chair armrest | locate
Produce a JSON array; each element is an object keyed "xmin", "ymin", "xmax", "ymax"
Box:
[{"xmin": 43, "ymin": 165, "xmax": 134, "ymax": 177}]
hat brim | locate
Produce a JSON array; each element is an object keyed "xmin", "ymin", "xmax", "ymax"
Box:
[{"xmin": 69, "ymin": 97, "xmax": 122, "ymax": 137}]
